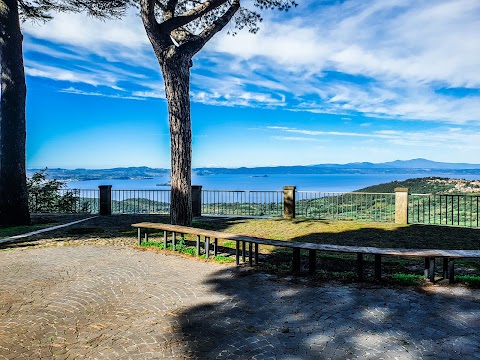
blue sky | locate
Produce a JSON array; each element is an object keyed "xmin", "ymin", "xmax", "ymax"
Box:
[{"xmin": 22, "ymin": 0, "xmax": 480, "ymax": 169}]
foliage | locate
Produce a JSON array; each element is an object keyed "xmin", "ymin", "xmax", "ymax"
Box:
[
  {"xmin": 455, "ymin": 275, "xmax": 480, "ymax": 288},
  {"xmin": 18, "ymin": 0, "xmax": 131, "ymax": 21},
  {"xmin": 213, "ymin": 255, "xmax": 235, "ymax": 263},
  {"xmin": 357, "ymin": 177, "xmax": 480, "ymax": 194},
  {"xmin": 27, "ymin": 169, "xmax": 80, "ymax": 213},
  {"xmin": 390, "ymin": 274, "xmax": 423, "ymax": 286}
]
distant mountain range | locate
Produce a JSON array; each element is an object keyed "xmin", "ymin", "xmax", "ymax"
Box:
[
  {"xmin": 28, "ymin": 158, "xmax": 480, "ymax": 181},
  {"xmin": 194, "ymin": 158, "xmax": 480, "ymax": 176}
]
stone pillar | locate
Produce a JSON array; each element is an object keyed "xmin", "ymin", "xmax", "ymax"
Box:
[
  {"xmin": 191, "ymin": 185, "xmax": 202, "ymax": 217},
  {"xmin": 99, "ymin": 185, "xmax": 112, "ymax": 216},
  {"xmin": 395, "ymin": 187, "xmax": 409, "ymax": 224},
  {"xmin": 283, "ymin": 186, "xmax": 296, "ymax": 219}
]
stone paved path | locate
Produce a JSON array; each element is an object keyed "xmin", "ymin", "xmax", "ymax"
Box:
[{"xmin": 1, "ymin": 246, "xmax": 480, "ymax": 359}]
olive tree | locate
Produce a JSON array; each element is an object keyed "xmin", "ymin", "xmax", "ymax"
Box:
[
  {"xmin": 0, "ymin": 0, "xmax": 130, "ymax": 226},
  {"xmin": 139, "ymin": 0, "xmax": 296, "ymax": 225}
]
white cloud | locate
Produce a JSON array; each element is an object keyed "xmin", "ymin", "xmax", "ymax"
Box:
[
  {"xmin": 60, "ymin": 87, "xmax": 145, "ymax": 100},
  {"xmin": 25, "ymin": 64, "xmax": 117, "ymax": 87},
  {"xmin": 272, "ymin": 136, "xmax": 322, "ymax": 142},
  {"xmin": 267, "ymin": 125, "xmax": 480, "ymax": 150},
  {"xmin": 21, "ymin": 0, "xmax": 480, "ymax": 123},
  {"xmin": 23, "ymin": 9, "xmax": 148, "ymax": 51}
]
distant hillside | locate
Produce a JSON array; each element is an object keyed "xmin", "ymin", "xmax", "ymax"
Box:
[
  {"xmin": 27, "ymin": 167, "xmax": 169, "ymax": 181},
  {"xmin": 357, "ymin": 177, "xmax": 480, "ymax": 194},
  {"xmin": 195, "ymin": 158, "xmax": 480, "ymax": 175}
]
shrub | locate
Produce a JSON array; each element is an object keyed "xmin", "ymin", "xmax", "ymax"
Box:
[{"xmin": 28, "ymin": 169, "xmax": 80, "ymax": 213}]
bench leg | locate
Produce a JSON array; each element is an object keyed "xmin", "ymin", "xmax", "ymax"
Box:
[
  {"xmin": 356, "ymin": 253, "xmax": 364, "ymax": 281},
  {"xmin": 449, "ymin": 259, "xmax": 455, "ymax": 284},
  {"xmin": 293, "ymin": 248, "xmax": 301, "ymax": 273},
  {"xmin": 236, "ymin": 241, "xmax": 240, "ymax": 265},
  {"xmin": 163, "ymin": 230, "xmax": 167, "ymax": 249},
  {"xmin": 205, "ymin": 237, "xmax": 210, "ymax": 258},
  {"xmin": 374, "ymin": 254, "xmax": 381, "ymax": 281},
  {"xmin": 144, "ymin": 230, "xmax": 148, "ymax": 243},
  {"xmin": 172, "ymin": 232, "xmax": 176, "ymax": 250},
  {"xmin": 242, "ymin": 241, "xmax": 246, "ymax": 262},
  {"xmin": 249, "ymin": 242, "xmax": 253, "ymax": 267},
  {"xmin": 254, "ymin": 243, "xmax": 259, "ymax": 265},
  {"xmin": 309, "ymin": 250, "xmax": 316, "ymax": 274},
  {"xmin": 214, "ymin": 238, "xmax": 218, "ymax": 257},
  {"xmin": 443, "ymin": 258, "xmax": 449, "ymax": 279},
  {"xmin": 429, "ymin": 257, "xmax": 435, "ymax": 282},
  {"xmin": 196, "ymin": 235, "xmax": 201, "ymax": 256},
  {"xmin": 137, "ymin": 228, "xmax": 142, "ymax": 246},
  {"xmin": 424, "ymin": 257, "xmax": 430, "ymax": 279}
]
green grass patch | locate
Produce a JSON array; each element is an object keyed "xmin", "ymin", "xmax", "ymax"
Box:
[
  {"xmin": 456, "ymin": 275, "xmax": 480, "ymax": 287},
  {"xmin": 141, "ymin": 241, "xmax": 165, "ymax": 249},
  {"xmin": 390, "ymin": 273, "xmax": 424, "ymax": 286},
  {"xmin": 214, "ymin": 255, "xmax": 235, "ymax": 263},
  {"xmin": 179, "ymin": 246, "xmax": 197, "ymax": 256}
]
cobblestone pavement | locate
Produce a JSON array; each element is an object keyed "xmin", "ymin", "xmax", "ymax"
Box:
[{"xmin": 1, "ymin": 246, "xmax": 480, "ymax": 359}]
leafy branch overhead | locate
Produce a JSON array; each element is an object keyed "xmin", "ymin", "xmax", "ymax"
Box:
[
  {"xmin": 141, "ymin": 0, "xmax": 297, "ymax": 55},
  {"xmin": 17, "ymin": 0, "xmax": 132, "ymax": 20}
]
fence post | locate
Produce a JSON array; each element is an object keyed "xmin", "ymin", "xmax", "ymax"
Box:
[
  {"xmin": 99, "ymin": 185, "xmax": 112, "ymax": 215},
  {"xmin": 191, "ymin": 185, "xmax": 202, "ymax": 217},
  {"xmin": 283, "ymin": 186, "xmax": 296, "ymax": 219},
  {"xmin": 395, "ymin": 187, "xmax": 409, "ymax": 224}
]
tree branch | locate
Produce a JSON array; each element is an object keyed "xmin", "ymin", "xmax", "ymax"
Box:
[
  {"xmin": 141, "ymin": 0, "xmax": 173, "ymax": 49},
  {"xmin": 166, "ymin": 0, "xmax": 178, "ymax": 11},
  {"xmin": 184, "ymin": 0, "xmax": 239, "ymax": 54},
  {"xmin": 160, "ymin": 0, "xmax": 228, "ymax": 32}
]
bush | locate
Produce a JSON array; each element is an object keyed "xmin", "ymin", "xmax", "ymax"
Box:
[{"xmin": 28, "ymin": 169, "xmax": 80, "ymax": 213}]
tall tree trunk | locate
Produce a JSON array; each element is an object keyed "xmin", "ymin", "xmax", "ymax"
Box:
[
  {"xmin": 0, "ymin": 0, "xmax": 31, "ymax": 226},
  {"xmin": 161, "ymin": 51, "xmax": 193, "ymax": 226}
]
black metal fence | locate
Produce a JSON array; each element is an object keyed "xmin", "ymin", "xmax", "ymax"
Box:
[
  {"xmin": 111, "ymin": 190, "xmax": 170, "ymax": 214},
  {"xmin": 28, "ymin": 186, "xmax": 480, "ymax": 229},
  {"xmin": 296, "ymin": 191, "xmax": 396, "ymax": 222},
  {"xmin": 29, "ymin": 189, "xmax": 99, "ymax": 214},
  {"xmin": 201, "ymin": 190, "xmax": 283, "ymax": 217},
  {"xmin": 409, "ymin": 194, "xmax": 480, "ymax": 228}
]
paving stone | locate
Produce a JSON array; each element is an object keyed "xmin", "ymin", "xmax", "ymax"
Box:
[{"xmin": 1, "ymin": 245, "xmax": 480, "ymax": 359}]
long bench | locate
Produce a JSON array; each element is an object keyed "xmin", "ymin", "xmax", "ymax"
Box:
[{"xmin": 132, "ymin": 222, "xmax": 480, "ymax": 284}]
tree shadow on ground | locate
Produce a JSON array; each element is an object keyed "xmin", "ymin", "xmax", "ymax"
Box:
[{"xmin": 176, "ymin": 266, "xmax": 480, "ymax": 359}]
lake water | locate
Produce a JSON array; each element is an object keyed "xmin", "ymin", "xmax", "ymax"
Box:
[{"xmin": 66, "ymin": 173, "xmax": 480, "ymax": 192}]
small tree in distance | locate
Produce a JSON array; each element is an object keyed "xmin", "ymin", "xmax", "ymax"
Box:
[
  {"xmin": 27, "ymin": 169, "xmax": 80, "ymax": 213},
  {"xmin": 139, "ymin": 0, "xmax": 297, "ymax": 226}
]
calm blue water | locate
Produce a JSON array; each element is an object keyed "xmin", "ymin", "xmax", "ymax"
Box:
[{"xmin": 66, "ymin": 173, "xmax": 480, "ymax": 192}]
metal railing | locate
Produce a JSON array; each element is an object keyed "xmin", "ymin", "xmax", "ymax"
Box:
[
  {"xmin": 28, "ymin": 186, "xmax": 480, "ymax": 229},
  {"xmin": 111, "ymin": 190, "xmax": 170, "ymax": 214},
  {"xmin": 409, "ymin": 194, "xmax": 480, "ymax": 228},
  {"xmin": 29, "ymin": 189, "xmax": 99, "ymax": 214},
  {"xmin": 201, "ymin": 190, "xmax": 284, "ymax": 217},
  {"xmin": 296, "ymin": 191, "xmax": 396, "ymax": 222}
]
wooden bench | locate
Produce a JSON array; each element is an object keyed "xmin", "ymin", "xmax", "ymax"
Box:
[{"xmin": 132, "ymin": 222, "xmax": 480, "ymax": 284}]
